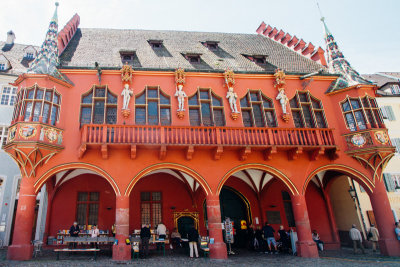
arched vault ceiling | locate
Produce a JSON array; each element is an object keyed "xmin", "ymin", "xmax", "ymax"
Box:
[
  {"xmin": 229, "ymin": 169, "xmax": 275, "ymax": 194},
  {"xmin": 57, "ymin": 169, "xmax": 98, "ymax": 187}
]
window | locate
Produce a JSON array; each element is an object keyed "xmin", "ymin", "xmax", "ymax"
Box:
[
  {"xmin": 381, "ymin": 106, "xmax": 396, "ymax": 121},
  {"xmin": 76, "ymin": 192, "xmax": 99, "ymax": 227},
  {"xmin": 184, "ymin": 54, "xmax": 201, "ymax": 64},
  {"xmin": 390, "ymin": 84, "xmax": 400, "ymax": 95},
  {"xmin": 383, "ymin": 173, "xmax": 400, "ymax": 192},
  {"xmin": 135, "ymin": 86, "xmax": 171, "ymax": 125},
  {"xmin": 243, "ymin": 54, "xmax": 268, "ymax": 65},
  {"xmin": 25, "ymin": 53, "xmax": 34, "ymax": 59},
  {"xmin": 80, "ymin": 85, "xmax": 117, "ymax": 126},
  {"xmin": 289, "ymin": 91, "xmax": 327, "ymax": 128},
  {"xmin": 12, "ymin": 85, "xmax": 61, "ymax": 125},
  {"xmin": 391, "ymin": 138, "xmax": 400, "ymax": 153},
  {"xmin": 0, "ymin": 126, "xmax": 8, "ymax": 149},
  {"xmin": 0, "ymin": 64, "xmax": 5, "ymax": 70},
  {"xmin": 1, "ymin": 86, "xmax": 17, "ymax": 106},
  {"xmin": 141, "ymin": 192, "xmax": 162, "ymax": 227},
  {"xmin": 202, "ymin": 41, "xmax": 219, "ymax": 51},
  {"xmin": 240, "ymin": 90, "xmax": 277, "ymax": 127},
  {"xmin": 341, "ymin": 96, "xmax": 384, "ymax": 131},
  {"xmin": 188, "ymin": 88, "xmax": 225, "ymax": 126},
  {"xmin": 282, "ymin": 191, "xmax": 295, "ymax": 227},
  {"xmin": 148, "ymin": 40, "xmax": 163, "ymax": 49},
  {"xmin": 119, "ymin": 50, "xmax": 135, "ymax": 64}
]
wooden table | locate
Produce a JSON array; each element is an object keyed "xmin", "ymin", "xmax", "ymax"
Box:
[{"xmin": 54, "ymin": 248, "xmax": 100, "ymax": 260}]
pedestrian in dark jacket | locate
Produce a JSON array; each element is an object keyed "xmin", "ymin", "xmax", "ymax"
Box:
[
  {"xmin": 69, "ymin": 222, "xmax": 80, "ymax": 248},
  {"xmin": 187, "ymin": 226, "xmax": 199, "ymax": 258},
  {"xmin": 262, "ymin": 222, "xmax": 278, "ymax": 253},
  {"xmin": 140, "ymin": 224, "xmax": 151, "ymax": 258}
]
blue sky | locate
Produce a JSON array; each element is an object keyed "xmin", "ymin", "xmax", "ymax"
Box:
[{"xmin": 1, "ymin": 0, "xmax": 399, "ymax": 73}]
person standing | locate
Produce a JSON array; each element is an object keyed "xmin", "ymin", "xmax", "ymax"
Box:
[
  {"xmin": 278, "ymin": 225, "xmax": 290, "ymax": 252},
  {"xmin": 156, "ymin": 222, "xmax": 167, "ymax": 251},
  {"xmin": 170, "ymin": 228, "xmax": 181, "ymax": 249},
  {"xmin": 349, "ymin": 224, "xmax": 365, "ymax": 254},
  {"xmin": 254, "ymin": 226, "xmax": 264, "ymax": 252},
  {"xmin": 262, "ymin": 222, "xmax": 278, "ymax": 254},
  {"xmin": 368, "ymin": 224, "xmax": 379, "ymax": 252},
  {"xmin": 91, "ymin": 225, "xmax": 100, "ymax": 248},
  {"xmin": 395, "ymin": 222, "xmax": 400, "ymax": 241},
  {"xmin": 140, "ymin": 224, "xmax": 151, "ymax": 258},
  {"xmin": 69, "ymin": 221, "xmax": 80, "ymax": 248},
  {"xmin": 187, "ymin": 225, "xmax": 199, "ymax": 258}
]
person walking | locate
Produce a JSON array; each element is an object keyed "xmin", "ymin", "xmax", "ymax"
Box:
[
  {"xmin": 368, "ymin": 224, "xmax": 379, "ymax": 252},
  {"xmin": 262, "ymin": 222, "xmax": 278, "ymax": 254},
  {"xmin": 140, "ymin": 224, "xmax": 151, "ymax": 258},
  {"xmin": 187, "ymin": 225, "xmax": 199, "ymax": 258},
  {"xmin": 349, "ymin": 224, "xmax": 365, "ymax": 254}
]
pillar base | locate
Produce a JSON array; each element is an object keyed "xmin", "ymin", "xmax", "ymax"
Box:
[
  {"xmin": 296, "ymin": 241, "xmax": 319, "ymax": 258},
  {"xmin": 209, "ymin": 241, "xmax": 227, "ymax": 259},
  {"xmin": 379, "ymin": 238, "xmax": 400, "ymax": 256},
  {"xmin": 112, "ymin": 243, "xmax": 131, "ymax": 261},
  {"xmin": 7, "ymin": 244, "xmax": 33, "ymax": 261}
]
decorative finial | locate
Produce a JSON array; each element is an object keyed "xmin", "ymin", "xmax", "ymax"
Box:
[{"xmin": 55, "ymin": 2, "xmax": 59, "ymax": 7}]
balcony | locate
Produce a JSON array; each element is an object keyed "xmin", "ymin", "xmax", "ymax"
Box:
[
  {"xmin": 343, "ymin": 128, "xmax": 395, "ymax": 153},
  {"xmin": 79, "ymin": 124, "xmax": 337, "ymax": 160}
]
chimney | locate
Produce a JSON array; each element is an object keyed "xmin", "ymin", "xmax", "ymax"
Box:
[{"xmin": 6, "ymin": 31, "xmax": 15, "ymax": 45}]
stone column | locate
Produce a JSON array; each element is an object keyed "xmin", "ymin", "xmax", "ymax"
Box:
[
  {"xmin": 112, "ymin": 195, "xmax": 131, "ymax": 261},
  {"xmin": 206, "ymin": 194, "xmax": 227, "ymax": 259},
  {"xmin": 7, "ymin": 176, "xmax": 36, "ymax": 260},
  {"xmin": 369, "ymin": 178, "xmax": 400, "ymax": 256},
  {"xmin": 323, "ymin": 189, "xmax": 341, "ymax": 249},
  {"xmin": 291, "ymin": 194, "xmax": 319, "ymax": 258}
]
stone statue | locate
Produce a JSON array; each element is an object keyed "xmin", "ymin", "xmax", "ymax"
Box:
[
  {"xmin": 121, "ymin": 83, "xmax": 133, "ymax": 110},
  {"xmin": 39, "ymin": 128, "xmax": 45, "ymax": 141},
  {"xmin": 276, "ymin": 89, "xmax": 289, "ymax": 114},
  {"xmin": 175, "ymin": 84, "xmax": 187, "ymax": 111},
  {"xmin": 226, "ymin": 87, "xmax": 239, "ymax": 113}
]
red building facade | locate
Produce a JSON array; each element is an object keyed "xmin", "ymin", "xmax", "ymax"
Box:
[{"xmin": 4, "ymin": 5, "xmax": 400, "ymax": 261}]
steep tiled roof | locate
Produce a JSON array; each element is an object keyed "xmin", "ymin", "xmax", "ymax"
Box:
[
  {"xmin": 362, "ymin": 74, "xmax": 398, "ymax": 87},
  {"xmin": 0, "ymin": 41, "xmax": 39, "ymax": 75},
  {"xmin": 59, "ymin": 28, "xmax": 327, "ymax": 74}
]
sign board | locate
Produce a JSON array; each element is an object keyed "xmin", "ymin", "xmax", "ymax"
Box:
[
  {"xmin": 224, "ymin": 218, "xmax": 234, "ymax": 244},
  {"xmin": 266, "ymin": 211, "xmax": 281, "ymax": 224}
]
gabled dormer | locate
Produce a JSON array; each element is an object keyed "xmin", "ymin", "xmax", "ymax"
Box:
[
  {"xmin": 202, "ymin": 41, "xmax": 219, "ymax": 51},
  {"xmin": 148, "ymin": 39, "xmax": 163, "ymax": 49},
  {"xmin": 0, "ymin": 54, "xmax": 11, "ymax": 71},
  {"xmin": 23, "ymin": 45, "xmax": 37, "ymax": 60}
]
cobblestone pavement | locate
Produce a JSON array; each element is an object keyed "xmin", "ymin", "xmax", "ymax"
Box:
[{"xmin": 0, "ymin": 247, "xmax": 399, "ymax": 267}]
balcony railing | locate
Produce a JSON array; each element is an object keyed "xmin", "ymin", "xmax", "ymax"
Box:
[{"xmin": 81, "ymin": 124, "xmax": 336, "ymax": 148}]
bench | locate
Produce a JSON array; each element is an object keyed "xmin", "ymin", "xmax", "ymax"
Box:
[{"xmin": 54, "ymin": 248, "xmax": 100, "ymax": 260}]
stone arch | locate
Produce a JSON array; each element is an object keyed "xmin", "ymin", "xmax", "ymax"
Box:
[
  {"xmin": 217, "ymin": 163, "xmax": 299, "ymax": 195},
  {"xmin": 124, "ymin": 163, "xmax": 212, "ymax": 196},
  {"xmin": 34, "ymin": 162, "xmax": 121, "ymax": 195},
  {"xmin": 302, "ymin": 164, "xmax": 374, "ymax": 195}
]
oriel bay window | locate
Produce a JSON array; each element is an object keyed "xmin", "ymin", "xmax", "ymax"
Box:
[
  {"xmin": 341, "ymin": 96, "xmax": 384, "ymax": 131},
  {"xmin": 12, "ymin": 84, "xmax": 61, "ymax": 125},
  {"xmin": 80, "ymin": 85, "xmax": 118, "ymax": 126},
  {"xmin": 135, "ymin": 86, "xmax": 171, "ymax": 125},
  {"xmin": 141, "ymin": 192, "xmax": 162, "ymax": 227},
  {"xmin": 188, "ymin": 88, "xmax": 225, "ymax": 126},
  {"xmin": 240, "ymin": 90, "xmax": 277, "ymax": 127},
  {"xmin": 289, "ymin": 91, "xmax": 327, "ymax": 128}
]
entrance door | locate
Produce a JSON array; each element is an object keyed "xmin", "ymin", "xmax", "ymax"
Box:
[
  {"xmin": 219, "ymin": 187, "xmax": 250, "ymax": 248},
  {"xmin": 177, "ymin": 216, "xmax": 195, "ymax": 239}
]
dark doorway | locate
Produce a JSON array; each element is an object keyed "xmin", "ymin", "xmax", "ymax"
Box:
[
  {"xmin": 177, "ymin": 216, "xmax": 195, "ymax": 239},
  {"xmin": 219, "ymin": 187, "xmax": 251, "ymax": 248}
]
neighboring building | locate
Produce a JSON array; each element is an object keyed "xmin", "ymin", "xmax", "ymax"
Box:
[
  {"xmin": 4, "ymin": 3, "xmax": 400, "ymax": 261},
  {"xmin": 0, "ymin": 31, "xmax": 46, "ymax": 247}
]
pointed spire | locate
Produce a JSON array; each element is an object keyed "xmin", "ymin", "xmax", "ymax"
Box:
[
  {"xmin": 28, "ymin": 2, "xmax": 65, "ymax": 81},
  {"xmin": 318, "ymin": 7, "xmax": 372, "ymax": 91}
]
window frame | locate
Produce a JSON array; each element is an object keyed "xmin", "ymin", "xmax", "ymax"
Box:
[
  {"xmin": 135, "ymin": 86, "xmax": 171, "ymax": 126},
  {"xmin": 76, "ymin": 191, "xmax": 100, "ymax": 227},
  {"xmin": 0, "ymin": 126, "xmax": 8, "ymax": 149},
  {"xmin": 12, "ymin": 84, "xmax": 61, "ymax": 126},
  {"xmin": 340, "ymin": 95, "xmax": 384, "ymax": 132},
  {"xmin": 80, "ymin": 85, "xmax": 118, "ymax": 127},
  {"xmin": 0, "ymin": 85, "xmax": 17, "ymax": 106},
  {"xmin": 240, "ymin": 89, "xmax": 277, "ymax": 128},
  {"xmin": 188, "ymin": 88, "xmax": 225, "ymax": 127},
  {"xmin": 289, "ymin": 91, "xmax": 328, "ymax": 128},
  {"xmin": 140, "ymin": 191, "xmax": 162, "ymax": 227}
]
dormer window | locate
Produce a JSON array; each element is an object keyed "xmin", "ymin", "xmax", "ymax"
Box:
[
  {"xmin": 26, "ymin": 53, "xmax": 34, "ymax": 59},
  {"xmin": 184, "ymin": 53, "xmax": 201, "ymax": 64},
  {"xmin": 243, "ymin": 54, "xmax": 268, "ymax": 65},
  {"xmin": 23, "ymin": 46, "xmax": 37, "ymax": 60},
  {"xmin": 0, "ymin": 64, "xmax": 5, "ymax": 71},
  {"xmin": 148, "ymin": 40, "xmax": 163, "ymax": 49},
  {"xmin": 202, "ymin": 41, "xmax": 219, "ymax": 51},
  {"xmin": 119, "ymin": 50, "xmax": 135, "ymax": 64},
  {"xmin": 254, "ymin": 56, "xmax": 266, "ymax": 64}
]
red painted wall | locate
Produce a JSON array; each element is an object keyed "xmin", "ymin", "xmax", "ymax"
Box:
[
  {"xmin": 305, "ymin": 182, "xmax": 333, "ymax": 243},
  {"xmin": 129, "ymin": 173, "xmax": 207, "ymax": 235},
  {"xmin": 49, "ymin": 174, "xmax": 116, "ymax": 236}
]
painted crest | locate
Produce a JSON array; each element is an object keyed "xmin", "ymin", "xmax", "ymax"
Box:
[
  {"xmin": 374, "ymin": 131, "xmax": 389, "ymax": 145},
  {"xmin": 8, "ymin": 126, "xmax": 16, "ymax": 142},
  {"xmin": 351, "ymin": 134, "xmax": 366, "ymax": 147},
  {"xmin": 46, "ymin": 128, "xmax": 58, "ymax": 142},
  {"xmin": 19, "ymin": 125, "xmax": 37, "ymax": 139}
]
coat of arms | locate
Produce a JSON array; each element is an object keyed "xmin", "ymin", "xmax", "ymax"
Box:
[
  {"xmin": 351, "ymin": 134, "xmax": 366, "ymax": 147},
  {"xmin": 19, "ymin": 125, "xmax": 37, "ymax": 139},
  {"xmin": 374, "ymin": 131, "xmax": 389, "ymax": 144}
]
